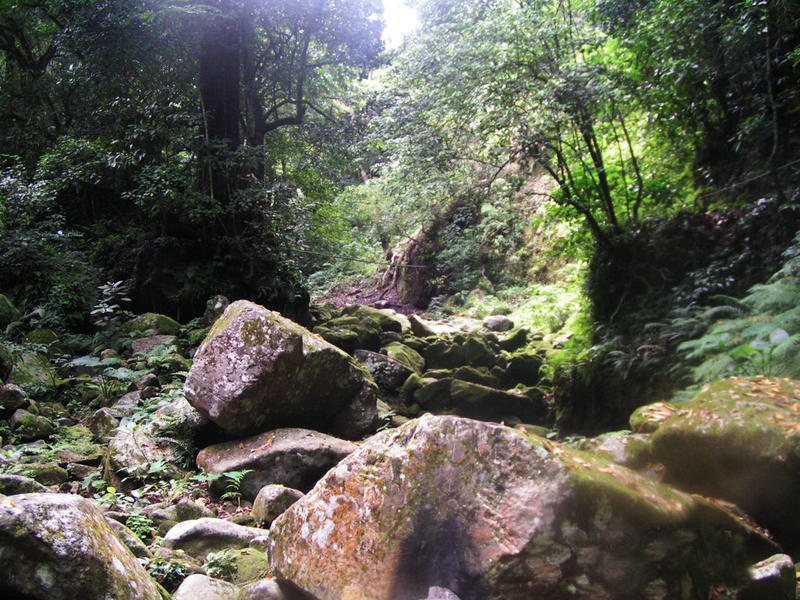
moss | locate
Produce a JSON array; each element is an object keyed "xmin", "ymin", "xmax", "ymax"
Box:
[{"xmin": 203, "ymin": 300, "xmax": 251, "ymax": 345}]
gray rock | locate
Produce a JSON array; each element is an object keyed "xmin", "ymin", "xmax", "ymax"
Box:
[
  {"xmin": 85, "ymin": 407, "xmax": 120, "ymax": 442},
  {"xmin": 0, "ymin": 473, "xmax": 47, "ymax": 495},
  {"xmin": 111, "ymin": 390, "xmax": 141, "ymax": 418},
  {"xmin": 131, "ymin": 335, "xmax": 178, "ymax": 356},
  {"xmin": 354, "ymin": 349, "xmax": 413, "ymax": 392},
  {"xmin": 173, "ymin": 574, "xmax": 238, "ymax": 600},
  {"xmin": 175, "ymin": 499, "xmax": 215, "ymax": 521},
  {"xmin": 252, "ymin": 485, "xmax": 304, "ymax": 526},
  {"xmin": 136, "ymin": 373, "xmax": 161, "ymax": 390},
  {"xmin": 197, "ymin": 428, "xmax": 357, "ymax": 499},
  {"xmin": 737, "ymin": 553, "xmax": 796, "ymax": 600},
  {"xmin": 0, "ymin": 382, "xmax": 28, "ymax": 417},
  {"xmin": 0, "ymin": 493, "xmax": 163, "ymax": 600},
  {"xmin": 11, "ymin": 408, "xmax": 55, "ymax": 441},
  {"xmin": 107, "ymin": 420, "xmax": 184, "ymax": 484},
  {"xmin": 163, "ymin": 518, "xmax": 266, "ymax": 558},
  {"xmin": 184, "ymin": 300, "xmax": 379, "ymax": 440},
  {"xmin": 482, "ymin": 315, "xmax": 514, "ymax": 332},
  {"xmin": 270, "ymin": 415, "xmax": 777, "ymax": 600},
  {"xmin": 123, "ymin": 312, "xmax": 181, "ymax": 336}
]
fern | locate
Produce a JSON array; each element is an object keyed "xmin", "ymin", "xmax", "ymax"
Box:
[{"xmin": 675, "ymin": 233, "xmax": 800, "ymax": 384}]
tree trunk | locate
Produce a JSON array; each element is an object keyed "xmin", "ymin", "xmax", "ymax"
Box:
[{"xmin": 199, "ymin": 7, "xmax": 241, "ymax": 207}]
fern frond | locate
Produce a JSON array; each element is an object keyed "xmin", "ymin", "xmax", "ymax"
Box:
[
  {"xmin": 699, "ymin": 305, "xmax": 748, "ymax": 321},
  {"xmin": 745, "ymin": 282, "xmax": 800, "ymax": 312},
  {"xmin": 691, "ymin": 353, "xmax": 736, "ymax": 383}
]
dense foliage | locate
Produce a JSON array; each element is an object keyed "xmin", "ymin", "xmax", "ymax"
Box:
[{"xmin": 1, "ymin": 0, "xmax": 383, "ymax": 324}]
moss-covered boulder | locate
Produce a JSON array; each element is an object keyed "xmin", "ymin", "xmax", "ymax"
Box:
[
  {"xmin": 628, "ymin": 376, "xmax": 800, "ymax": 554},
  {"xmin": 382, "ymin": 341, "xmax": 425, "ymax": 374},
  {"xmin": 447, "ymin": 379, "xmax": 546, "ymax": 422},
  {"xmin": 8, "ymin": 352, "xmax": 58, "ymax": 389},
  {"xmin": 269, "ymin": 415, "xmax": 776, "ymax": 600},
  {"xmin": 0, "ymin": 294, "xmax": 20, "ymax": 327},
  {"xmin": 0, "ymin": 493, "xmax": 165, "ymax": 600},
  {"xmin": 354, "ymin": 349, "xmax": 413, "ymax": 392},
  {"xmin": 341, "ymin": 304, "xmax": 406, "ymax": 333},
  {"xmin": 11, "ymin": 408, "xmax": 56, "ymax": 441},
  {"xmin": 185, "ymin": 301, "xmax": 379, "ymax": 439},
  {"xmin": 106, "ymin": 397, "xmax": 205, "ymax": 486},
  {"xmin": 496, "ymin": 327, "xmax": 530, "ymax": 352},
  {"xmin": 313, "ymin": 315, "xmax": 382, "ymax": 354},
  {"xmin": 502, "ymin": 351, "xmax": 543, "ymax": 386},
  {"xmin": 419, "ymin": 338, "xmax": 463, "ymax": 370},
  {"xmin": 122, "ymin": 312, "xmax": 182, "ymax": 336}
]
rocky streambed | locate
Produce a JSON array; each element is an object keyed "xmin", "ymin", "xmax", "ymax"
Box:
[{"xmin": 0, "ymin": 298, "xmax": 798, "ymax": 599}]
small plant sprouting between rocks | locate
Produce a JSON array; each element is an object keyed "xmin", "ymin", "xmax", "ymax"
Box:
[
  {"xmin": 125, "ymin": 513, "xmax": 156, "ymax": 543},
  {"xmin": 204, "ymin": 549, "xmax": 238, "ymax": 582},
  {"xmin": 91, "ymin": 280, "xmax": 133, "ymax": 330},
  {"xmin": 220, "ymin": 469, "xmax": 253, "ymax": 505}
]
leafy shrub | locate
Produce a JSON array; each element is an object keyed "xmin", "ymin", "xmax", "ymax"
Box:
[{"xmin": 676, "ymin": 233, "xmax": 800, "ymax": 384}]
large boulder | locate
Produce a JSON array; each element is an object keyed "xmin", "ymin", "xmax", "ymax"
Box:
[
  {"xmin": 628, "ymin": 376, "xmax": 800, "ymax": 554},
  {"xmin": 0, "ymin": 493, "xmax": 164, "ymax": 600},
  {"xmin": 122, "ymin": 312, "xmax": 182, "ymax": 336},
  {"xmin": 197, "ymin": 428, "xmax": 357, "ymax": 499},
  {"xmin": 270, "ymin": 415, "xmax": 776, "ymax": 600},
  {"xmin": 106, "ymin": 396, "xmax": 205, "ymax": 485},
  {"xmin": 184, "ymin": 300, "xmax": 378, "ymax": 439}
]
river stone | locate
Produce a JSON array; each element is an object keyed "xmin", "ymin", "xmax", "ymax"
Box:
[
  {"xmin": 629, "ymin": 376, "xmax": 800, "ymax": 553},
  {"xmin": 239, "ymin": 577, "xmax": 317, "ymax": 600},
  {"xmin": 737, "ymin": 553, "xmax": 796, "ymax": 600},
  {"xmin": 173, "ymin": 574, "xmax": 238, "ymax": 600},
  {"xmin": 11, "ymin": 408, "xmax": 56, "ymax": 441},
  {"xmin": 163, "ymin": 517, "xmax": 266, "ymax": 558},
  {"xmin": 482, "ymin": 315, "xmax": 514, "ymax": 332},
  {"xmin": 0, "ymin": 473, "xmax": 47, "ymax": 495},
  {"xmin": 106, "ymin": 421, "xmax": 183, "ymax": 485},
  {"xmin": 355, "ymin": 349, "xmax": 413, "ymax": 392},
  {"xmin": 447, "ymin": 379, "xmax": 545, "ymax": 422},
  {"xmin": 0, "ymin": 382, "xmax": 29, "ymax": 416},
  {"xmin": 269, "ymin": 415, "xmax": 776, "ymax": 600},
  {"xmin": 382, "ymin": 341, "xmax": 425, "ymax": 374},
  {"xmin": 252, "ymin": 484, "xmax": 304, "ymax": 526},
  {"xmin": 123, "ymin": 312, "xmax": 181, "ymax": 336},
  {"xmin": 0, "ymin": 493, "xmax": 163, "ymax": 600},
  {"xmin": 341, "ymin": 304, "xmax": 405, "ymax": 333},
  {"xmin": 131, "ymin": 335, "xmax": 177, "ymax": 356},
  {"xmin": 184, "ymin": 300, "xmax": 379, "ymax": 439},
  {"xmin": 85, "ymin": 407, "xmax": 120, "ymax": 442},
  {"xmin": 197, "ymin": 428, "xmax": 357, "ymax": 500}
]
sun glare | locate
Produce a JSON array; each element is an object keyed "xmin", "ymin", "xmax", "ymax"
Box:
[{"xmin": 382, "ymin": 0, "xmax": 421, "ymax": 49}]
